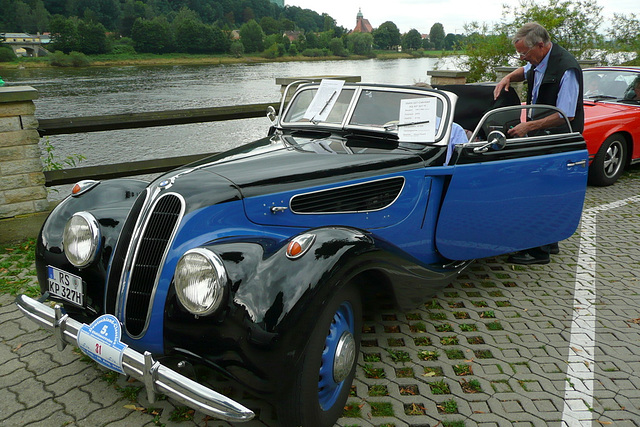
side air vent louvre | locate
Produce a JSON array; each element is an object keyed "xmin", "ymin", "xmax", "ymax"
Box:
[{"xmin": 290, "ymin": 177, "xmax": 405, "ymax": 214}]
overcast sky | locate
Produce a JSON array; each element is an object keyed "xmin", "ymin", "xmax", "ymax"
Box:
[{"xmin": 285, "ymin": 0, "xmax": 637, "ymax": 35}]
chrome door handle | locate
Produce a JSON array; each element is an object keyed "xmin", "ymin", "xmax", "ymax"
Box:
[{"xmin": 567, "ymin": 160, "xmax": 587, "ymax": 168}]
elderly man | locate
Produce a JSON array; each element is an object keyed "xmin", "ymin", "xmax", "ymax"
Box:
[{"xmin": 493, "ymin": 22, "xmax": 584, "ymax": 265}]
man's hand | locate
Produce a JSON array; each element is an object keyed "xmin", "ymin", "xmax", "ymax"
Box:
[
  {"xmin": 494, "ymin": 76, "xmax": 511, "ymax": 100},
  {"xmin": 507, "ymin": 121, "xmax": 531, "ymax": 138}
]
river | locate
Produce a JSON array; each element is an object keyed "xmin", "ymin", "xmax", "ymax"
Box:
[{"xmin": 2, "ymin": 56, "xmax": 458, "ymax": 197}]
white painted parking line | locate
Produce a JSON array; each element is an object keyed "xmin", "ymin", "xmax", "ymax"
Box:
[{"xmin": 562, "ymin": 195, "xmax": 640, "ymax": 426}]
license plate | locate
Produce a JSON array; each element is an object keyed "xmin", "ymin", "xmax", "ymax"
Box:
[{"xmin": 47, "ymin": 266, "xmax": 84, "ymax": 307}]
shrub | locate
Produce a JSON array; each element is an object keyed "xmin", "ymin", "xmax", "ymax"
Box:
[
  {"xmin": 48, "ymin": 51, "xmax": 90, "ymax": 67},
  {"xmin": 301, "ymin": 48, "xmax": 327, "ymax": 57},
  {"xmin": 230, "ymin": 41, "xmax": 244, "ymax": 58},
  {"xmin": 0, "ymin": 46, "xmax": 16, "ymax": 62}
]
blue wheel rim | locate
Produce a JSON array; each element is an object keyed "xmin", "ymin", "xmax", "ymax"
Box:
[{"xmin": 318, "ymin": 301, "xmax": 355, "ymax": 411}]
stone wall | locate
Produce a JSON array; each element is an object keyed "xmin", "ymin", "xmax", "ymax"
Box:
[{"xmin": 0, "ymin": 86, "xmax": 48, "ymax": 220}]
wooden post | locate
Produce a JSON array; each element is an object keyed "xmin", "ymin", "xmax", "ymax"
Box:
[{"xmin": 0, "ymin": 86, "xmax": 48, "ymax": 220}]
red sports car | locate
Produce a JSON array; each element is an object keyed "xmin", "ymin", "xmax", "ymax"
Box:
[{"xmin": 582, "ymin": 66, "xmax": 640, "ymax": 186}]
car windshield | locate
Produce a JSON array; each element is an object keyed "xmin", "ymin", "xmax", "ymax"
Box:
[
  {"xmin": 583, "ymin": 69, "xmax": 639, "ymax": 100},
  {"xmin": 282, "ymin": 83, "xmax": 448, "ymax": 143}
]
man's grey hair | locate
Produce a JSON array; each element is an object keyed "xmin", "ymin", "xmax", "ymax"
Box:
[{"xmin": 513, "ymin": 22, "xmax": 551, "ymax": 47}]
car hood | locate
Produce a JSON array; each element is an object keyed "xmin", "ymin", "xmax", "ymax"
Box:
[
  {"xmin": 169, "ymin": 133, "xmax": 432, "ymax": 200},
  {"xmin": 583, "ymin": 100, "xmax": 636, "ymax": 121}
]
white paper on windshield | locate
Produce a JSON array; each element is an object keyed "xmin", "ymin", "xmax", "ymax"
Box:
[
  {"xmin": 303, "ymin": 79, "xmax": 345, "ymax": 122},
  {"xmin": 398, "ymin": 98, "xmax": 437, "ymax": 142}
]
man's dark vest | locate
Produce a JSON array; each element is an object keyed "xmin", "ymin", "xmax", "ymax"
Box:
[{"xmin": 526, "ymin": 43, "xmax": 584, "ymax": 133}]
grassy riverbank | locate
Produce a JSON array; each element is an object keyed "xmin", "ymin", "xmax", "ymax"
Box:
[{"xmin": 0, "ymin": 50, "xmax": 452, "ymax": 69}]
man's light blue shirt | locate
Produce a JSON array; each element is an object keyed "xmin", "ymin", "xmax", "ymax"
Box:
[{"xmin": 523, "ymin": 43, "xmax": 580, "ymax": 119}]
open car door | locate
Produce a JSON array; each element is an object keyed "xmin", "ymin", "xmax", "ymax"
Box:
[{"xmin": 435, "ymin": 104, "xmax": 588, "ymax": 261}]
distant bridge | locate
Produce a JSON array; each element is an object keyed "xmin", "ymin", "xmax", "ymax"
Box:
[{"xmin": 1, "ymin": 33, "xmax": 50, "ymax": 57}]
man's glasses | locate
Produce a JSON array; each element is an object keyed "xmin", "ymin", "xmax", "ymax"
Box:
[{"xmin": 514, "ymin": 45, "xmax": 536, "ymax": 60}]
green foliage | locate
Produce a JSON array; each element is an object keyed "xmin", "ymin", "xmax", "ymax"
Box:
[
  {"xmin": 373, "ymin": 21, "xmax": 401, "ymax": 49},
  {"xmin": 49, "ymin": 15, "xmax": 80, "ymax": 53},
  {"xmin": 328, "ymin": 38, "xmax": 347, "ymax": 56},
  {"xmin": 301, "ymin": 48, "xmax": 328, "ymax": 57},
  {"xmin": 263, "ymin": 42, "xmax": 285, "ymax": 58},
  {"xmin": 461, "ymin": 0, "xmax": 605, "ymax": 83},
  {"xmin": 131, "ymin": 16, "xmax": 173, "ymax": 53},
  {"xmin": 0, "ymin": 238, "xmax": 40, "ymax": 298},
  {"xmin": 41, "ymin": 137, "xmax": 86, "ymax": 170},
  {"xmin": 239, "ymin": 19, "xmax": 264, "ymax": 53},
  {"xmin": 402, "ymin": 29, "xmax": 423, "ymax": 51},
  {"xmin": 607, "ymin": 13, "xmax": 640, "ymax": 51},
  {"xmin": 0, "ymin": 46, "xmax": 16, "ymax": 62},
  {"xmin": 48, "ymin": 51, "xmax": 91, "ymax": 67},
  {"xmin": 429, "ymin": 23, "xmax": 446, "ymax": 50},
  {"xmin": 346, "ymin": 32, "xmax": 373, "ymax": 56},
  {"xmin": 78, "ymin": 20, "xmax": 109, "ymax": 54},
  {"xmin": 230, "ymin": 41, "xmax": 244, "ymax": 57}
]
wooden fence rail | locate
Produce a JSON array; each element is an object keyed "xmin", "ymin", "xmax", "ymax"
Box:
[{"xmin": 40, "ymin": 101, "xmax": 280, "ymax": 186}]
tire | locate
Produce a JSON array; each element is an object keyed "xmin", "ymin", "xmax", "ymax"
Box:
[
  {"xmin": 588, "ymin": 134, "xmax": 627, "ymax": 186},
  {"xmin": 277, "ymin": 285, "xmax": 362, "ymax": 427}
]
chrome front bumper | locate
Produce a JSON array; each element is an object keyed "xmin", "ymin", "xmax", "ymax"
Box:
[{"xmin": 15, "ymin": 294, "xmax": 254, "ymax": 422}]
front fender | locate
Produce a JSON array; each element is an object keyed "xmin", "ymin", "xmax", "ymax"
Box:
[
  {"xmin": 163, "ymin": 226, "xmax": 375, "ymax": 398},
  {"xmin": 36, "ymin": 179, "xmax": 148, "ymax": 317}
]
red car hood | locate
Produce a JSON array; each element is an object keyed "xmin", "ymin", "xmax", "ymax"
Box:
[{"xmin": 584, "ymin": 100, "xmax": 635, "ymax": 120}]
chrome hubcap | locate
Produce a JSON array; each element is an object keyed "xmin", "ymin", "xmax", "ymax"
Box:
[
  {"xmin": 604, "ymin": 142, "xmax": 622, "ymax": 177},
  {"xmin": 333, "ymin": 331, "xmax": 356, "ymax": 383}
]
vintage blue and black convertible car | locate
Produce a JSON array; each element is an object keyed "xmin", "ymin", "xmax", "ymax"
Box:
[{"xmin": 17, "ymin": 81, "xmax": 588, "ymax": 426}]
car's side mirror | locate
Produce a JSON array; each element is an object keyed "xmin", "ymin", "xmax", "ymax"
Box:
[
  {"xmin": 473, "ymin": 130, "xmax": 507, "ymax": 153},
  {"xmin": 267, "ymin": 106, "xmax": 277, "ymax": 125}
]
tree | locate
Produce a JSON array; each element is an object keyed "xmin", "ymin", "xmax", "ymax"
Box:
[
  {"xmin": 501, "ymin": 0, "xmax": 602, "ymax": 56},
  {"xmin": 607, "ymin": 13, "xmax": 640, "ymax": 51},
  {"xmin": 443, "ymin": 33, "xmax": 460, "ymax": 50},
  {"xmin": 77, "ymin": 20, "xmax": 108, "ymax": 54},
  {"xmin": 461, "ymin": 0, "xmax": 604, "ymax": 82},
  {"xmin": 373, "ymin": 21, "xmax": 401, "ymax": 50},
  {"xmin": 260, "ymin": 16, "xmax": 280, "ymax": 35},
  {"xmin": 131, "ymin": 16, "xmax": 173, "ymax": 53},
  {"xmin": 172, "ymin": 8, "xmax": 205, "ymax": 53},
  {"xmin": 346, "ymin": 32, "xmax": 372, "ymax": 55},
  {"xmin": 49, "ymin": 15, "xmax": 80, "ymax": 53},
  {"xmin": 402, "ymin": 29, "xmax": 423, "ymax": 51},
  {"xmin": 239, "ymin": 19, "xmax": 264, "ymax": 53},
  {"xmin": 429, "ymin": 23, "xmax": 445, "ymax": 50},
  {"xmin": 328, "ymin": 37, "xmax": 347, "ymax": 56}
]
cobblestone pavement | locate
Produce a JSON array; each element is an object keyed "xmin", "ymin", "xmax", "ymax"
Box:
[{"xmin": 2, "ymin": 170, "xmax": 640, "ymax": 426}]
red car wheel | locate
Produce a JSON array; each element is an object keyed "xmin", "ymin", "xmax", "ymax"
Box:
[{"xmin": 589, "ymin": 134, "xmax": 627, "ymax": 186}]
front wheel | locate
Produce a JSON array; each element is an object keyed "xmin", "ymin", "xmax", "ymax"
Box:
[
  {"xmin": 278, "ymin": 285, "xmax": 362, "ymax": 427},
  {"xmin": 588, "ymin": 134, "xmax": 627, "ymax": 186}
]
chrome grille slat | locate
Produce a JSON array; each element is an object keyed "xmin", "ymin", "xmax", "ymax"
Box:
[{"xmin": 124, "ymin": 193, "xmax": 183, "ymax": 336}]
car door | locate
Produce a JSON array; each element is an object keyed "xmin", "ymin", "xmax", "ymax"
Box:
[{"xmin": 435, "ymin": 104, "xmax": 588, "ymax": 260}]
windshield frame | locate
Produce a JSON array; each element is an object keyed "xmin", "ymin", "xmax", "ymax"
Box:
[{"xmin": 279, "ymin": 83, "xmax": 455, "ymax": 145}]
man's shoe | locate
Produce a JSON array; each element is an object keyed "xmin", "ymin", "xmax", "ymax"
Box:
[
  {"xmin": 507, "ymin": 251, "xmax": 550, "ymax": 265},
  {"xmin": 549, "ymin": 242, "xmax": 560, "ymax": 255}
]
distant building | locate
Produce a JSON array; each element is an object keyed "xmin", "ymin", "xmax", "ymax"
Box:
[
  {"xmin": 269, "ymin": 0, "xmax": 284, "ymax": 7},
  {"xmin": 283, "ymin": 31, "xmax": 303, "ymax": 42},
  {"xmin": 352, "ymin": 8, "xmax": 373, "ymax": 33}
]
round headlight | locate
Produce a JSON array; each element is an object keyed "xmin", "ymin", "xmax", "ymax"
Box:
[
  {"xmin": 174, "ymin": 248, "xmax": 227, "ymax": 316},
  {"xmin": 63, "ymin": 212, "xmax": 101, "ymax": 268}
]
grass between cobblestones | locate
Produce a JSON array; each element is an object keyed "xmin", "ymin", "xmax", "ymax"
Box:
[{"xmin": 0, "ymin": 237, "xmax": 39, "ymax": 298}]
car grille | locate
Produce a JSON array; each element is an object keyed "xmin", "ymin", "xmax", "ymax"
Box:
[
  {"xmin": 290, "ymin": 177, "xmax": 405, "ymax": 214},
  {"xmin": 125, "ymin": 193, "xmax": 183, "ymax": 336},
  {"xmin": 105, "ymin": 189, "xmax": 148, "ymax": 314}
]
